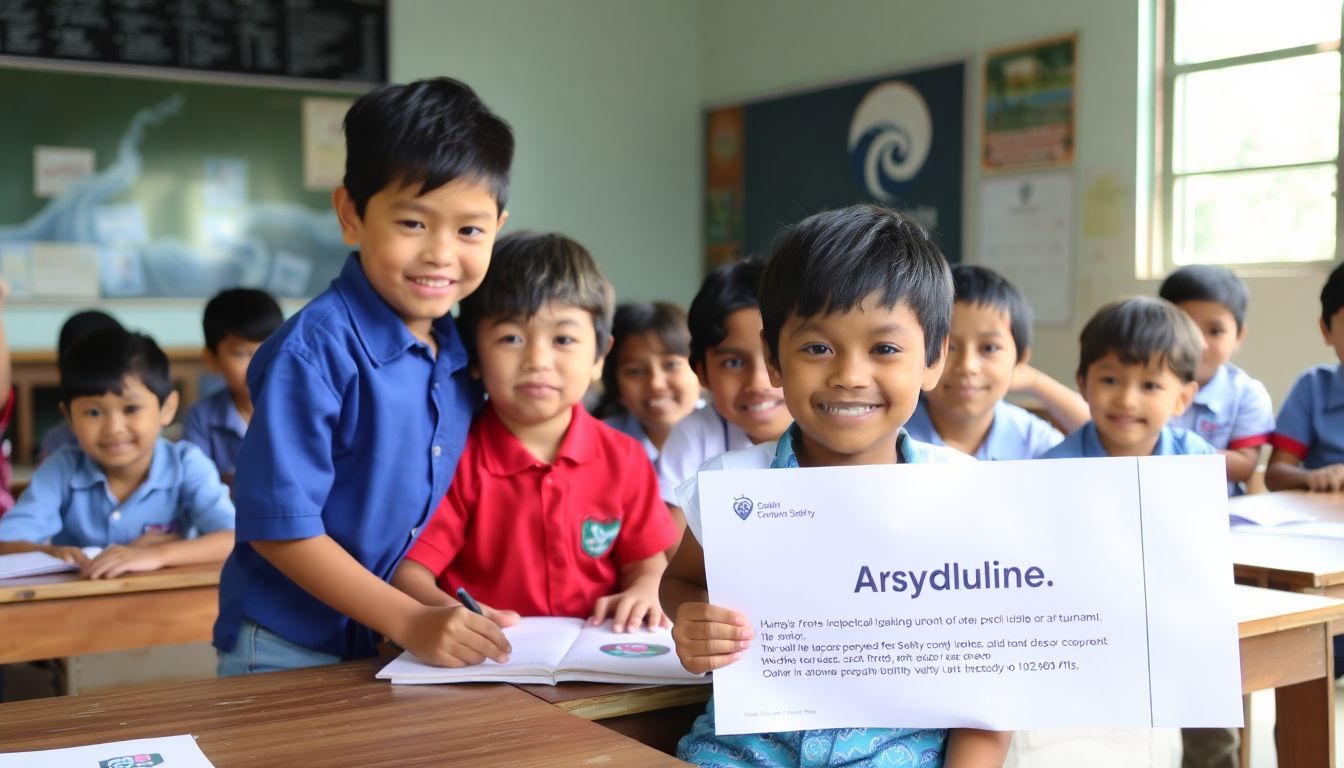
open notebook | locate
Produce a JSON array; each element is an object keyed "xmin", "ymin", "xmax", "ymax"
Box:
[
  {"xmin": 377, "ymin": 616, "xmax": 709, "ymax": 686},
  {"xmin": 0, "ymin": 548, "xmax": 102, "ymax": 579}
]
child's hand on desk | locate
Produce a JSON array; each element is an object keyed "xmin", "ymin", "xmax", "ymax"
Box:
[
  {"xmin": 399, "ymin": 603, "xmax": 519, "ymax": 668},
  {"xmin": 82, "ymin": 545, "xmax": 165, "ymax": 579},
  {"xmin": 47, "ymin": 545, "xmax": 93, "ymax": 567},
  {"xmin": 1306, "ymin": 464, "xmax": 1344, "ymax": 492},
  {"xmin": 671, "ymin": 602, "xmax": 753, "ymax": 675},
  {"xmin": 589, "ymin": 586, "xmax": 671, "ymax": 633}
]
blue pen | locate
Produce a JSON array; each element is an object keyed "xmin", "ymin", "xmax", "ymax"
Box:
[{"xmin": 456, "ymin": 587, "xmax": 485, "ymax": 615}]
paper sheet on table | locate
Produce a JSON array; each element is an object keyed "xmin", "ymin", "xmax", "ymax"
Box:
[
  {"xmin": 699, "ymin": 455, "xmax": 1241, "ymax": 734},
  {"xmin": 0, "ymin": 734, "xmax": 214, "ymax": 767},
  {"xmin": 1228, "ymin": 505, "xmax": 1315, "ymax": 527},
  {"xmin": 0, "ymin": 548, "xmax": 103, "ymax": 579},
  {"xmin": 1230, "ymin": 521, "xmax": 1344, "ymax": 539}
]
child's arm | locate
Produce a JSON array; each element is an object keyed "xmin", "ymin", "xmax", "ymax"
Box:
[
  {"xmin": 1265, "ymin": 448, "xmax": 1344, "ymax": 492},
  {"xmin": 944, "ymin": 728, "xmax": 1012, "ymax": 767},
  {"xmin": 391, "ymin": 559, "xmax": 456, "ymax": 607},
  {"xmin": 664, "ymin": 503, "xmax": 687, "ymax": 558},
  {"xmin": 660, "ymin": 528, "xmax": 752, "ymax": 674},
  {"xmin": 1223, "ymin": 446, "xmax": 1261, "ymax": 484},
  {"xmin": 591, "ymin": 552, "xmax": 670, "ymax": 632},
  {"xmin": 0, "ymin": 450, "xmax": 77, "ymax": 561},
  {"xmin": 0, "ymin": 540, "xmax": 92, "ymax": 565},
  {"xmin": 82, "ymin": 529, "xmax": 233, "ymax": 579},
  {"xmin": 1008, "ymin": 364, "xmax": 1089, "ymax": 434}
]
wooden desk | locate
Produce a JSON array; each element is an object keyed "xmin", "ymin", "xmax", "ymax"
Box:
[
  {"xmin": 0, "ymin": 659, "xmax": 686, "ymax": 766},
  {"xmin": 1230, "ymin": 492, "xmax": 1344, "ymax": 599},
  {"xmin": 0, "ymin": 561, "xmax": 220, "ymax": 663},
  {"xmin": 515, "ymin": 681, "xmax": 710, "ymax": 755}
]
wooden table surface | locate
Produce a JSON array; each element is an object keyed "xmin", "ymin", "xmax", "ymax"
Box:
[
  {"xmin": 0, "ymin": 659, "xmax": 687, "ymax": 767},
  {"xmin": 1230, "ymin": 492, "xmax": 1344, "ymax": 594}
]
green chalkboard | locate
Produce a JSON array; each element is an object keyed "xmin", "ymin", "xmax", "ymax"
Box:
[{"xmin": 0, "ymin": 65, "xmax": 365, "ymax": 300}]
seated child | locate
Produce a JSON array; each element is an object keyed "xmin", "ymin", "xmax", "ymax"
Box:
[
  {"xmin": 906, "ymin": 264, "xmax": 1087, "ymax": 459},
  {"xmin": 392, "ymin": 232, "xmax": 680, "ymax": 646},
  {"xmin": 1041, "ymin": 296, "xmax": 1214, "ymax": 460},
  {"xmin": 0, "ymin": 279, "xmax": 12, "ymax": 517},
  {"xmin": 661, "ymin": 205, "xmax": 1010, "ymax": 766},
  {"xmin": 182, "ymin": 287, "xmax": 284, "ymax": 482},
  {"xmin": 38, "ymin": 309, "xmax": 124, "ymax": 461},
  {"xmin": 0, "ymin": 326, "xmax": 235, "ymax": 578},
  {"xmin": 657, "ymin": 258, "xmax": 793, "ymax": 535},
  {"xmin": 594, "ymin": 301, "xmax": 702, "ymax": 463},
  {"xmin": 1160, "ymin": 265, "xmax": 1274, "ymax": 495},
  {"xmin": 1268, "ymin": 261, "xmax": 1344, "ymax": 491}
]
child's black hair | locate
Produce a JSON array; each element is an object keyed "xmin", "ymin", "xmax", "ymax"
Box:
[
  {"xmin": 686, "ymin": 257, "xmax": 764, "ymax": 371},
  {"xmin": 203, "ymin": 288, "xmax": 284, "ymax": 351},
  {"xmin": 595, "ymin": 302, "xmax": 692, "ymax": 418},
  {"xmin": 1158, "ymin": 265, "xmax": 1249, "ymax": 331},
  {"xmin": 1077, "ymin": 297, "xmax": 1203, "ymax": 384},
  {"xmin": 458, "ymin": 231, "xmax": 614, "ymax": 360},
  {"xmin": 1322, "ymin": 262, "xmax": 1344, "ymax": 329},
  {"xmin": 57, "ymin": 310, "xmax": 122, "ymax": 360},
  {"xmin": 759, "ymin": 205, "xmax": 952, "ymax": 366},
  {"xmin": 952, "ymin": 264, "xmax": 1032, "ymax": 362},
  {"xmin": 342, "ymin": 77, "xmax": 514, "ymax": 217},
  {"xmin": 60, "ymin": 326, "xmax": 173, "ymax": 406}
]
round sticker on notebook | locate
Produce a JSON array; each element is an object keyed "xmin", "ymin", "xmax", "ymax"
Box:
[{"xmin": 600, "ymin": 642, "xmax": 670, "ymax": 658}]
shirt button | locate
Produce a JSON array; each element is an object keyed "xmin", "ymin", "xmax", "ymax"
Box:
[
  {"xmin": 410, "ymin": 527, "xmax": 419, "ymax": 538},
  {"xmin": 432, "ymin": 382, "xmax": 439, "ymax": 390},
  {"xmin": 110, "ymin": 510, "xmax": 121, "ymax": 521},
  {"xmin": 432, "ymin": 445, "xmax": 442, "ymax": 458}
]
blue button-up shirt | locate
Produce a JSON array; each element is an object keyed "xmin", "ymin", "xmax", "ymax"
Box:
[
  {"xmin": 0, "ymin": 439, "xmax": 235, "ymax": 546},
  {"xmin": 1170, "ymin": 363, "xmax": 1274, "ymax": 495},
  {"xmin": 1272, "ymin": 364, "xmax": 1344, "ymax": 470},
  {"xmin": 1040, "ymin": 422, "xmax": 1216, "ymax": 459},
  {"xmin": 214, "ymin": 253, "xmax": 479, "ymax": 660},
  {"xmin": 181, "ymin": 386, "xmax": 248, "ymax": 478},
  {"xmin": 905, "ymin": 397, "xmax": 1063, "ymax": 460}
]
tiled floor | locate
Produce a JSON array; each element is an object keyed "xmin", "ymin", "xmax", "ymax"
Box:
[{"xmin": 1245, "ymin": 687, "xmax": 1344, "ymax": 766}]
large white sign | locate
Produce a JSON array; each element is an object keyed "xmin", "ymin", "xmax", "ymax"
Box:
[{"xmin": 699, "ymin": 455, "xmax": 1241, "ymax": 735}]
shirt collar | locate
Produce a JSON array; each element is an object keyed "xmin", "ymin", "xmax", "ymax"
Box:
[
  {"xmin": 1079, "ymin": 422, "xmax": 1180, "ymax": 457},
  {"xmin": 1192, "ymin": 364, "xmax": 1231, "ymax": 413},
  {"xmin": 333, "ymin": 253, "xmax": 467, "ymax": 371},
  {"xmin": 480, "ymin": 403, "xmax": 598, "ymax": 476},
  {"xmin": 1328, "ymin": 365, "xmax": 1344, "ymax": 409},
  {"xmin": 771, "ymin": 423, "xmax": 917, "ymax": 467},
  {"xmin": 68, "ymin": 438, "xmax": 175, "ymax": 492}
]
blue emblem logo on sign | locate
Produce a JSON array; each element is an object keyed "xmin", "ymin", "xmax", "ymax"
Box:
[{"xmin": 732, "ymin": 496, "xmax": 753, "ymax": 520}]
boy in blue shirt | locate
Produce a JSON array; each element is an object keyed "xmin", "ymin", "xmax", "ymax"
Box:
[
  {"xmin": 1041, "ymin": 297, "xmax": 1214, "ymax": 460},
  {"xmin": 1268, "ymin": 261, "xmax": 1344, "ymax": 491},
  {"xmin": 214, "ymin": 77, "xmax": 514, "ymax": 674},
  {"xmin": 662, "ymin": 205, "xmax": 1009, "ymax": 767},
  {"xmin": 1160, "ymin": 265, "xmax": 1274, "ymax": 495},
  {"xmin": 906, "ymin": 265, "xmax": 1088, "ymax": 459},
  {"xmin": 182, "ymin": 287, "xmax": 284, "ymax": 483},
  {"xmin": 0, "ymin": 327, "xmax": 234, "ymax": 578}
]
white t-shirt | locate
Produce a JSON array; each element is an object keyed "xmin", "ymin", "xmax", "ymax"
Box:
[{"xmin": 657, "ymin": 406, "xmax": 753, "ymax": 505}]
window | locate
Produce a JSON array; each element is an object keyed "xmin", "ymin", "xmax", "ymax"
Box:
[{"xmin": 1155, "ymin": 0, "xmax": 1341, "ymax": 270}]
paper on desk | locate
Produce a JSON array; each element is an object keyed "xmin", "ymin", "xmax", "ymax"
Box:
[
  {"xmin": 0, "ymin": 548, "xmax": 102, "ymax": 579},
  {"xmin": 1230, "ymin": 520, "xmax": 1344, "ymax": 539},
  {"xmin": 1228, "ymin": 505, "xmax": 1316, "ymax": 527},
  {"xmin": 0, "ymin": 734, "xmax": 214, "ymax": 767}
]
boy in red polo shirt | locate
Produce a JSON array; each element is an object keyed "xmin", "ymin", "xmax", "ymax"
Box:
[{"xmin": 392, "ymin": 232, "xmax": 679, "ymax": 665}]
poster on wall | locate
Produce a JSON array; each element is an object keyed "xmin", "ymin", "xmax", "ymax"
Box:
[
  {"xmin": 983, "ymin": 34, "xmax": 1077, "ymax": 171},
  {"xmin": 705, "ymin": 61, "xmax": 965, "ymax": 269},
  {"xmin": 978, "ymin": 170, "xmax": 1074, "ymax": 325}
]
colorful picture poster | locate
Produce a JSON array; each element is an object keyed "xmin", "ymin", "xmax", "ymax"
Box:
[
  {"xmin": 983, "ymin": 34, "xmax": 1077, "ymax": 171},
  {"xmin": 704, "ymin": 62, "xmax": 965, "ymax": 268}
]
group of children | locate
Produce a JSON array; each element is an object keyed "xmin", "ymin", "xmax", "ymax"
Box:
[{"xmin": 2, "ymin": 74, "xmax": 1343, "ymax": 767}]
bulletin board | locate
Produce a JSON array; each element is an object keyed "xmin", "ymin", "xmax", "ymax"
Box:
[{"xmin": 0, "ymin": 65, "xmax": 366, "ymax": 300}]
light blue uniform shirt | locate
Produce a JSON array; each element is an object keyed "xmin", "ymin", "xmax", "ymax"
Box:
[
  {"xmin": 1169, "ymin": 363, "xmax": 1274, "ymax": 495},
  {"xmin": 181, "ymin": 386, "xmax": 248, "ymax": 478},
  {"xmin": 215, "ymin": 253, "xmax": 479, "ymax": 660},
  {"xmin": 905, "ymin": 396, "xmax": 1062, "ymax": 460},
  {"xmin": 1272, "ymin": 364, "xmax": 1344, "ymax": 470},
  {"xmin": 1040, "ymin": 422, "xmax": 1216, "ymax": 460},
  {"xmin": 0, "ymin": 439, "xmax": 235, "ymax": 546},
  {"xmin": 602, "ymin": 410, "xmax": 658, "ymax": 463}
]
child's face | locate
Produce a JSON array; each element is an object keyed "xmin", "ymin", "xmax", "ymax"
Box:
[
  {"xmin": 1077, "ymin": 353, "xmax": 1196, "ymax": 457},
  {"xmin": 1174, "ymin": 300, "xmax": 1241, "ymax": 384},
  {"xmin": 614, "ymin": 332, "xmax": 701, "ymax": 437},
  {"xmin": 694, "ymin": 308, "xmax": 790, "ymax": 443},
  {"xmin": 333, "ymin": 177, "xmax": 506, "ymax": 345},
  {"xmin": 62, "ymin": 376, "xmax": 178, "ymax": 478},
  {"xmin": 924, "ymin": 301, "xmax": 1018, "ymax": 424},
  {"xmin": 767, "ymin": 297, "xmax": 945, "ymax": 466},
  {"xmin": 474, "ymin": 302, "xmax": 604, "ymax": 434},
  {"xmin": 1320, "ymin": 307, "xmax": 1344, "ymax": 362},
  {"xmin": 205, "ymin": 334, "xmax": 263, "ymax": 402}
]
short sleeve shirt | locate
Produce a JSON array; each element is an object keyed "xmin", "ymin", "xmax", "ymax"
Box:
[
  {"xmin": 214, "ymin": 253, "xmax": 479, "ymax": 660},
  {"xmin": 181, "ymin": 387, "xmax": 248, "ymax": 478},
  {"xmin": 905, "ymin": 397, "xmax": 1063, "ymax": 460},
  {"xmin": 0, "ymin": 439, "xmax": 234, "ymax": 546},
  {"xmin": 657, "ymin": 406, "xmax": 752, "ymax": 505},
  {"xmin": 1170, "ymin": 364, "xmax": 1275, "ymax": 451},
  {"xmin": 602, "ymin": 410, "xmax": 658, "ymax": 463},
  {"xmin": 404, "ymin": 404, "xmax": 678, "ymax": 618},
  {"xmin": 1040, "ymin": 422, "xmax": 1217, "ymax": 460},
  {"xmin": 1272, "ymin": 364, "xmax": 1344, "ymax": 469}
]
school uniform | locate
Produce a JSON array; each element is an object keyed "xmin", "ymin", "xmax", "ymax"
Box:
[
  {"xmin": 181, "ymin": 386, "xmax": 248, "ymax": 478},
  {"xmin": 1170, "ymin": 363, "xmax": 1274, "ymax": 495},
  {"xmin": 1039, "ymin": 422, "xmax": 1216, "ymax": 460},
  {"xmin": 905, "ymin": 396, "xmax": 1063, "ymax": 460},
  {"xmin": 602, "ymin": 410, "xmax": 658, "ymax": 463},
  {"xmin": 657, "ymin": 405, "xmax": 752, "ymax": 506},
  {"xmin": 674, "ymin": 424, "xmax": 965, "ymax": 767},
  {"xmin": 0, "ymin": 392, "xmax": 13, "ymax": 516},
  {"xmin": 404, "ymin": 403, "xmax": 678, "ymax": 618},
  {"xmin": 38, "ymin": 422, "xmax": 79, "ymax": 463},
  {"xmin": 0, "ymin": 439, "xmax": 234, "ymax": 546},
  {"xmin": 214, "ymin": 253, "xmax": 479, "ymax": 665},
  {"xmin": 1271, "ymin": 363, "xmax": 1344, "ymax": 469}
]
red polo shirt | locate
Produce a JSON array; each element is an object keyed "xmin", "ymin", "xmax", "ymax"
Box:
[{"xmin": 403, "ymin": 402, "xmax": 679, "ymax": 618}]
